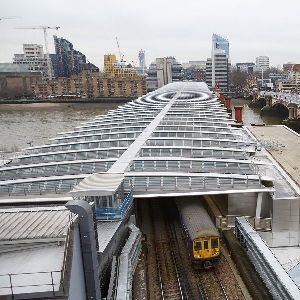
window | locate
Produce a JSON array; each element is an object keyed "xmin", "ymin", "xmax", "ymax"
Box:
[
  {"xmin": 194, "ymin": 241, "xmax": 201, "ymax": 251},
  {"xmin": 211, "ymin": 238, "xmax": 219, "ymax": 249},
  {"xmin": 203, "ymin": 240, "xmax": 209, "ymax": 250}
]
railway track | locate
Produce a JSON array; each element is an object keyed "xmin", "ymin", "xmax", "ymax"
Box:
[
  {"xmin": 151, "ymin": 201, "xmax": 186, "ymax": 299},
  {"xmin": 135, "ymin": 199, "xmax": 246, "ymax": 300},
  {"xmin": 196, "ymin": 269, "xmax": 229, "ymax": 300}
]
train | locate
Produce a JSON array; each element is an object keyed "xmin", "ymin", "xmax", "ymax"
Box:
[{"xmin": 176, "ymin": 197, "xmax": 220, "ymax": 269}]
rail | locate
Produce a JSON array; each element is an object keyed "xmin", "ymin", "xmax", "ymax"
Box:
[
  {"xmin": 107, "ymin": 223, "xmax": 142, "ymax": 300},
  {"xmin": 96, "ymin": 191, "xmax": 133, "ymax": 220},
  {"xmin": 235, "ymin": 217, "xmax": 300, "ymax": 300}
]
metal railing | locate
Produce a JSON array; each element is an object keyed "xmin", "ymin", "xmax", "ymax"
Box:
[
  {"xmin": 95, "ymin": 191, "xmax": 133, "ymax": 220},
  {"xmin": 0, "ymin": 270, "xmax": 66, "ymax": 299},
  {"xmin": 235, "ymin": 217, "xmax": 300, "ymax": 299},
  {"xmin": 216, "ymin": 215, "xmax": 272, "ymax": 231}
]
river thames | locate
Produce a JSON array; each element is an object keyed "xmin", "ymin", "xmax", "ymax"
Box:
[{"xmin": 0, "ymin": 99, "xmax": 283, "ymax": 154}]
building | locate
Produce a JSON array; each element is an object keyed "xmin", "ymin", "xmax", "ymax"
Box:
[
  {"xmin": 182, "ymin": 61, "xmax": 206, "ymax": 70},
  {"xmin": 236, "ymin": 62, "xmax": 255, "ymax": 74},
  {"xmin": 206, "ymin": 34, "xmax": 231, "ymax": 91},
  {"xmin": 0, "ymin": 63, "xmax": 42, "ymax": 98},
  {"xmin": 289, "ymin": 64, "xmax": 300, "ymax": 85},
  {"xmin": 256, "ymin": 56, "xmax": 270, "ymax": 71},
  {"xmin": 32, "ymin": 68, "xmax": 146, "ymax": 98},
  {"xmin": 283, "ymin": 63, "xmax": 294, "ymax": 73},
  {"xmin": 53, "ymin": 35, "xmax": 98, "ymax": 78},
  {"xmin": 146, "ymin": 57, "xmax": 182, "ymax": 91},
  {"xmin": 13, "ymin": 44, "xmax": 52, "ymax": 80},
  {"xmin": 104, "ymin": 54, "xmax": 138, "ymax": 79}
]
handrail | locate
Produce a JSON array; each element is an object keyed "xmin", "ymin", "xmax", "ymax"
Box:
[
  {"xmin": 235, "ymin": 217, "xmax": 300, "ymax": 299},
  {"xmin": 0, "ymin": 270, "xmax": 65, "ymax": 297}
]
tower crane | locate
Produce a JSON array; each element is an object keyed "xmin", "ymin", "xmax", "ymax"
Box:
[
  {"xmin": 15, "ymin": 26, "xmax": 60, "ymax": 80},
  {"xmin": 0, "ymin": 16, "xmax": 18, "ymax": 21},
  {"xmin": 115, "ymin": 36, "xmax": 125, "ymax": 64}
]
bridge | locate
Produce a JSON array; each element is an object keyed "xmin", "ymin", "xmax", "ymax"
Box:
[
  {"xmin": 0, "ymin": 82, "xmax": 300, "ymax": 299},
  {"xmin": 260, "ymin": 91, "xmax": 300, "ymax": 119}
]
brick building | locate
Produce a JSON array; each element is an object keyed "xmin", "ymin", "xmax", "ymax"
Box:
[{"xmin": 32, "ymin": 69, "xmax": 147, "ymax": 98}]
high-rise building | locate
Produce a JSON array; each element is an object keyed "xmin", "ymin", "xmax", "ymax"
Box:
[
  {"xmin": 146, "ymin": 57, "xmax": 182, "ymax": 91},
  {"xmin": 256, "ymin": 56, "xmax": 270, "ymax": 71},
  {"xmin": 206, "ymin": 34, "xmax": 231, "ymax": 91},
  {"xmin": 13, "ymin": 44, "xmax": 52, "ymax": 79},
  {"xmin": 138, "ymin": 49, "xmax": 146, "ymax": 73},
  {"xmin": 53, "ymin": 36, "xmax": 98, "ymax": 78}
]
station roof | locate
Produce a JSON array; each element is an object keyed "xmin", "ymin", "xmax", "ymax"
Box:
[{"xmin": 0, "ymin": 82, "xmax": 275, "ymax": 200}]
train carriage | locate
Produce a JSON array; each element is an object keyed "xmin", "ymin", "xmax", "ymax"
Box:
[{"xmin": 176, "ymin": 197, "xmax": 220, "ymax": 269}]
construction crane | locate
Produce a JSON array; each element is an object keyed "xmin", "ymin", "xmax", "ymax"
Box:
[
  {"xmin": 115, "ymin": 36, "xmax": 125, "ymax": 64},
  {"xmin": 0, "ymin": 16, "xmax": 18, "ymax": 21},
  {"xmin": 15, "ymin": 26, "xmax": 60, "ymax": 80}
]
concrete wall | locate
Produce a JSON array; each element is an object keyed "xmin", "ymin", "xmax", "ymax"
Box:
[
  {"xmin": 228, "ymin": 192, "xmax": 257, "ymax": 216},
  {"xmin": 261, "ymin": 198, "xmax": 300, "ymax": 247},
  {"xmin": 68, "ymin": 224, "xmax": 86, "ymax": 300}
]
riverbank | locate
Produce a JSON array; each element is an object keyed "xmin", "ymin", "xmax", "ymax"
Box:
[{"xmin": 0, "ymin": 96, "xmax": 135, "ymax": 105}]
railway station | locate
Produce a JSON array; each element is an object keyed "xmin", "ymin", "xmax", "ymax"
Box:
[{"xmin": 0, "ymin": 82, "xmax": 300, "ymax": 299}]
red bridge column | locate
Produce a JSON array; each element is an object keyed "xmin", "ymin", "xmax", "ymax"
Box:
[{"xmin": 234, "ymin": 106, "xmax": 243, "ymax": 123}]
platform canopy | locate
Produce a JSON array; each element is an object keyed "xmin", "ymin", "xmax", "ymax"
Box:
[{"xmin": 71, "ymin": 173, "xmax": 124, "ymax": 197}]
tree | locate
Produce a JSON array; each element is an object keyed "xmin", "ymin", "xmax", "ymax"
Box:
[{"xmin": 231, "ymin": 68, "xmax": 248, "ymax": 93}]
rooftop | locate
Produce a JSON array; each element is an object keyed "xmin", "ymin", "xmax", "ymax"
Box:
[{"xmin": 0, "ymin": 63, "xmax": 29, "ymax": 73}]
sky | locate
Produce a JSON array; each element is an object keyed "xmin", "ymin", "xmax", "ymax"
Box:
[{"xmin": 1, "ymin": 0, "xmax": 299, "ymax": 69}]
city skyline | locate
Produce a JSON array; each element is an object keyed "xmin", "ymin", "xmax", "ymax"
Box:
[{"xmin": 1, "ymin": 0, "xmax": 299, "ymax": 68}]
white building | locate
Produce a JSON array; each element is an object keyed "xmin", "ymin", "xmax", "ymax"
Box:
[
  {"xmin": 256, "ymin": 56, "xmax": 270, "ymax": 71},
  {"xmin": 13, "ymin": 44, "xmax": 52, "ymax": 79}
]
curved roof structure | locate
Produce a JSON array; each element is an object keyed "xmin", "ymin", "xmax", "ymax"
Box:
[{"xmin": 0, "ymin": 82, "xmax": 273, "ymax": 201}]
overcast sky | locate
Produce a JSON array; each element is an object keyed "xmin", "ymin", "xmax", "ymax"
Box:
[{"xmin": 1, "ymin": 0, "xmax": 299, "ymax": 68}]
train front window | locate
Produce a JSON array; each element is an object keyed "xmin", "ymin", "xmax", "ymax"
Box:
[
  {"xmin": 203, "ymin": 240, "xmax": 209, "ymax": 250},
  {"xmin": 194, "ymin": 241, "xmax": 201, "ymax": 251},
  {"xmin": 211, "ymin": 238, "xmax": 219, "ymax": 248}
]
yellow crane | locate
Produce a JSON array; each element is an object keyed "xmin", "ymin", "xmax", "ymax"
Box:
[{"xmin": 15, "ymin": 26, "xmax": 60, "ymax": 80}]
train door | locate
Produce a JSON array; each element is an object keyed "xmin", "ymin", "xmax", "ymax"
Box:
[{"xmin": 202, "ymin": 239, "xmax": 211, "ymax": 258}]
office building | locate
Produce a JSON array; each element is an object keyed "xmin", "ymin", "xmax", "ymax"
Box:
[
  {"xmin": 53, "ymin": 36, "xmax": 98, "ymax": 78},
  {"xmin": 13, "ymin": 44, "xmax": 52, "ymax": 80},
  {"xmin": 146, "ymin": 57, "xmax": 182, "ymax": 91},
  {"xmin": 256, "ymin": 56, "xmax": 270, "ymax": 71},
  {"xmin": 206, "ymin": 34, "xmax": 231, "ymax": 91}
]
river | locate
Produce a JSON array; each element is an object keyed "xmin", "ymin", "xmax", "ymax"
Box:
[
  {"xmin": 0, "ymin": 99, "xmax": 283, "ymax": 153},
  {"xmin": 0, "ymin": 102, "xmax": 119, "ymax": 152}
]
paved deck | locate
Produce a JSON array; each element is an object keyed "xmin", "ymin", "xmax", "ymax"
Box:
[{"xmin": 247, "ymin": 126, "xmax": 300, "ymax": 187}]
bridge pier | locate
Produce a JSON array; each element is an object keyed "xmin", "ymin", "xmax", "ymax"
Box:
[{"xmin": 288, "ymin": 106, "xmax": 297, "ymax": 119}]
